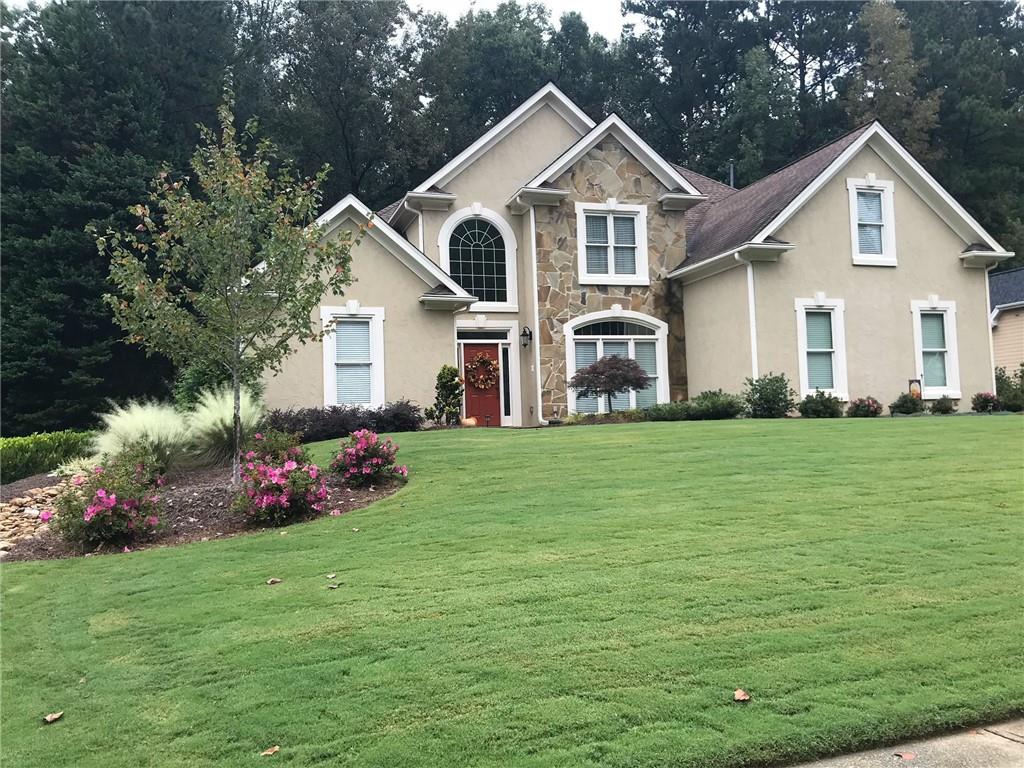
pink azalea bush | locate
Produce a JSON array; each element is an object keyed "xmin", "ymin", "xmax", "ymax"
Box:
[
  {"xmin": 248, "ymin": 429, "xmax": 307, "ymax": 464},
  {"xmin": 53, "ymin": 444, "xmax": 164, "ymax": 549},
  {"xmin": 232, "ymin": 454, "xmax": 327, "ymax": 526},
  {"xmin": 330, "ymin": 429, "xmax": 408, "ymax": 487}
]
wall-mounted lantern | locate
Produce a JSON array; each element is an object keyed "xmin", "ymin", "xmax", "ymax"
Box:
[{"xmin": 520, "ymin": 326, "xmax": 533, "ymax": 348}]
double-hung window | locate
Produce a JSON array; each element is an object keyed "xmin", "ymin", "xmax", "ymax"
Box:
[
  {"xmin": 846, "ymin": 177, "xmax": 896, "ymax": 266},
  {"xmin": 321, "ymin": 306, "xmax": 385, "ymax": 407},
  {"xmin": 911, "ymin": 299, "xmax": 960, "ymax": 398},
  {"xmin": 575, "ymin": 200, "xmax": 649, "ymax": 285},
  {"xmin": 794, "ymin": 297, "xmax": 848, "ymax": 400}
]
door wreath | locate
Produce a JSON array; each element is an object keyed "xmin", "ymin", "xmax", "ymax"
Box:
[{"xmin": 465, "ymin": 352, "xmax": 500, "ymax": 390}]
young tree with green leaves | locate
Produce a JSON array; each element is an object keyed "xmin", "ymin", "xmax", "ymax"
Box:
[{"xmin": 97, "ymin": 101, "xmax": 358, "ymax": 484}]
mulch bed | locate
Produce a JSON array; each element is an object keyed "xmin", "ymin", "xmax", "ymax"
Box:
[
  {"xmin": 3, "ymin": 468, "xmax": 399, "ymax": 563},
  {"xmin": 0, "ymin": 471, "xmax": 61, "ymax": 501}
]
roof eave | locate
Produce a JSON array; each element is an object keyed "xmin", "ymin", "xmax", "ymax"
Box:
[
  {"xmin": 658, "ymin": 192, "xmax": 707, "ymax": 211},
  {"xmin": 506, "ymin": 186, "xmax": 570, "ymax": 214},
  {"xmin": 419, "ymin": 294, "xmax": 477, "ymax": 310},
  {"xmin": 960, "ymin": 250, "xmax": 1015, "ymax": 269},
  {"xmin": 667, "ymin": 241, "xmax": 794, "ymax": 283}
]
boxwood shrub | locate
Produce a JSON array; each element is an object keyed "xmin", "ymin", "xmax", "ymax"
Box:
[
  {"xmin": 0, "ymin": 430, "xmax": 95, "ymax": 484},
  {"xmin": 797, "ymin": 390, "xmax": 844, "ymax": 418}
]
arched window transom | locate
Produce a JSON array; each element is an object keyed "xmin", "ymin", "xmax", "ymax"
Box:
[{"xmin": 449, "ymin": 219, "xmax": 507, "ymax": 304}]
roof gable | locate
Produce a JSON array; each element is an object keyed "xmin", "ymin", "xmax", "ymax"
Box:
[
  {"xmin": 413, "ymin": 83, "xmax": 595, "ymax": 194},
  {"xmin": 674, "ymin": 122, "xmax": 1012, "ymax": 276},
  {"xmin": 317, "ymin": 194, "xmax": 473, "ymax": 300},
  {"xmin": 527, "ymin": 114, "xmax": 703, "ymax": 195}
]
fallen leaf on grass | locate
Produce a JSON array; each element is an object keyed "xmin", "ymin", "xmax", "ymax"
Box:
[
  {"xmin": 894, "ymin": 752, "xmax": 916, "ymax": 761},
  {"xmin": 260, "ymin": 745, "xmax": 280, "ymax": 756},
  {"xmin": 352, "ymin": 528, "xmax": 359, "ymax": 533},
  {"xmin": 326, "ymin": 574, "xmax": 336, "ymax": 579},
  {"xmin": 266, "ymin": 578, "xmax": 282, "ymax": 585},
  {"xmin": 43, "ymin": 711, "xmax": 63, "ymax": 724},
  {"xmin": 327, "ymin": 584, "xmax": 339, "ymax": 590},
  {"xmin": 733, "ymin": 689, "xmax": 751, "ymax": 702},
  {"xmin": 329, "ymin": 509, "xmax": 343, "ymax": 517}
]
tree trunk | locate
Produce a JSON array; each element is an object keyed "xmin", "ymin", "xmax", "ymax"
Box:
[
  {"xmin": 606, "ymin": 391, "xmax": 613, "ymax": 413},
  {"xmin": 231, "ymin": 369, "xmax": 242, "ymax": 487}
]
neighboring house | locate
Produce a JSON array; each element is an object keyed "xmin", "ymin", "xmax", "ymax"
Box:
[
  {"xmin": 989, "ymin": 267, "xmax": 1024, "ymax": 372},
  {"xmin": 263, "ymin": 83, "xmax": 1014, "ymax": 423}
]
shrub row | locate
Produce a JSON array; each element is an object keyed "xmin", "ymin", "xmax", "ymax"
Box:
[
  {"xmin": 0, "ymin": 430, "xmax": 95, "ymax": 484},
  {"xmin": 265, "ymin": 400, "xmax": 423, "ymax": 443},
  {"xmin": 646, "ymin": 389, "xmax": 745, "ymax": 421}
]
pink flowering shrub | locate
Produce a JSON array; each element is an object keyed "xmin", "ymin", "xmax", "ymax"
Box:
[
  {"xmin": 330, "ymin": 429, "xmax": 408, "ymax": 487},
  {"xmin": 232, "ymin": 456, "xmax": 327, "ymax": 526},
  {"xmin": 247, "ymin": 429, "xmax": 308, "ymax": 464},
  {"xmin": 53, "ymin": 444, "xmax": 164, "ymax": 549}
]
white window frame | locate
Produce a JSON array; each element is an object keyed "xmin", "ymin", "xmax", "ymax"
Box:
[
  {"xmin": 564, "ymin": 308, "xmax": 668, "ymax": 413},
  {"xmin": 794, "ymin": 296, "xmax": 849, "ymax": 401},
  {"xmin": 438, "ymin": 204, "xmax": 518, "ymax": 313},
  {"xmin": 321, "ymin": 305, "xmax": 385, "ymax": 407},
  {"xmin": 574, "ymin": 200, "xmax": 649, "ymax": 286},
  {"xmin": 846, "ymin": 177, "xmax": 896, "ymax": 267},
  {"xmin": 911, "ymin": 298, "xmax": 961, "ymax": 399}
]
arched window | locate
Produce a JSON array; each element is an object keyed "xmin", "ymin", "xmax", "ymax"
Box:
[
  {"xmin": 448, "ymin": 219, "xmax": 507, "ymax": 304},
  {"xmin": 439, "ymin": 206, "xmax": 518, "ymax": 311},
  {"xmin": 565, "ymin": 310, "xmax": 669, "ymax": 413}
]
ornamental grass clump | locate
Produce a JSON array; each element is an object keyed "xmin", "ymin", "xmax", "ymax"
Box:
[
  {"xmin": 93, "ymin": 401, "xmax": 190, "ymax": 473},
  {"xmin": 52, "ymin": 444, "xmax": 165, "ymax": 549},
  {"xmin": 187, "ymin": 385, "xmax": 265, "ymax": 467},
  {"xmin": 232, "ymin": 455, "xmax": 327, "ymax": 526},
  {"xmin": 330, "ymin": 429, "xmax": 408, "ymax": 487}
]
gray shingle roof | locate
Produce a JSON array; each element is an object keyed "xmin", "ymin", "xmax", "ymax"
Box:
[
  {"xmin": 679, "ymin": 123, "xmax": 874, "ymax": 268},
  {"xmin": 376, "ymin": 198, "xmax": 403, "ymax": 224},
  {"xmin": 990, "ymin": 266, "xmax": 1024, "ymax": 308}
]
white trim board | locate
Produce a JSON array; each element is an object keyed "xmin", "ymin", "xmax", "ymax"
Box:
[
  {"xmin": 316, "ymin": 194, "xmax": 474, "ymax": 301},
  {"xmin": 846, "ymin": 176, "xmax": 897, "ymax": 267},
  {"xmin": 527, "ymin": 114, "xmax": 703, "ymax": 195},
  {"xmin": 321, "ymin": 305, "xmax": 386, "ymax": 408},
  {"xmin": 414, "ymin": 83, "xmax": 594, "ymax": 193}
]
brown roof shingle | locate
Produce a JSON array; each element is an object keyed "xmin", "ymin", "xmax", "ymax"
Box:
[{"xmin": 680, "ymin": 123, "xmax": 874, "ymax": 269}]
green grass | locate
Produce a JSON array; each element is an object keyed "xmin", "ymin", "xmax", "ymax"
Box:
[{"xmin": 3, "ymin": 418, "xmax": 1022, "ymax": 767}]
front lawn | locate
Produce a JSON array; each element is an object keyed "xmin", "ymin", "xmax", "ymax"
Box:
[{"xmin": 3, "ymin": 418, "xmax": 1022, "ymax": 767}]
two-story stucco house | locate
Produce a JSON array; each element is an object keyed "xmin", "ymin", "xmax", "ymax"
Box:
[{"xmin": 263, "ymin": 84, "xmax": 1014, "ymax": 423}]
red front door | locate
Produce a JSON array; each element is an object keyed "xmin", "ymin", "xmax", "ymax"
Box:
[{"xmin": 463, "ymin": 343, "xmax": 501, "ymax": 427}]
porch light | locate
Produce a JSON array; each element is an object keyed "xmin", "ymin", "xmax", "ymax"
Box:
[{"xmin": 520, "ymin": 326, "xmax": 533, "ymax": 348}]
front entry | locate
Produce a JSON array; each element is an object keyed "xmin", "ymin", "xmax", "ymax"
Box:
[{"xmin": 462, "ymin": 343, "xmax": 502, "ymax": 427}]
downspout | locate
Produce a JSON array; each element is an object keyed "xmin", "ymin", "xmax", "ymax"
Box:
[
  {"xmin": 403, "ymin": 199, "xmax": 424, "ymax": 252},
  {"xmin": 745, "ymin": 258, "xmax": 759, "ymax": 378},
  {"xmin": 985, "ymin": 264, "xmax": 997, "ymax": 392},
  {"xmin": 529, "ymin": 204, "xmax": 548, "ymax": 425}
]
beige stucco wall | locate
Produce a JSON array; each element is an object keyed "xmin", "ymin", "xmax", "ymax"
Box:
[
  {"xmin": 262, "ymin": 221, "xmax": 455, "ymax": 412},
  {"xmin": 418, "ymin": 103, "xmax": 583, "ymax": 268},
  {"xmin": 751, "ymin": 144, "xmax": 994, "ymax": 402},
  {"xmin": 992, "ymin": 307, "xmax": 1024, "ymax": 372},
  {"xmin": 681, "ymin": 264, "xmax": 753, "ymax": 396},
  {"xmin": 534, "ymin": 136, "xmax": 688, "ymax": 417}
]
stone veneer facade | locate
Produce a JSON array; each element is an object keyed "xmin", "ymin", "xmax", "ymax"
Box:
[{"xmin": 535, "ymin": 136, "xmax": 689, "ymax": 419}]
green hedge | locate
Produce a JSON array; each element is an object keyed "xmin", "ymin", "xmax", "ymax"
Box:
[{"xmin": 0, "ymin": 430, "xmax": 94, "ymax": 484}]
